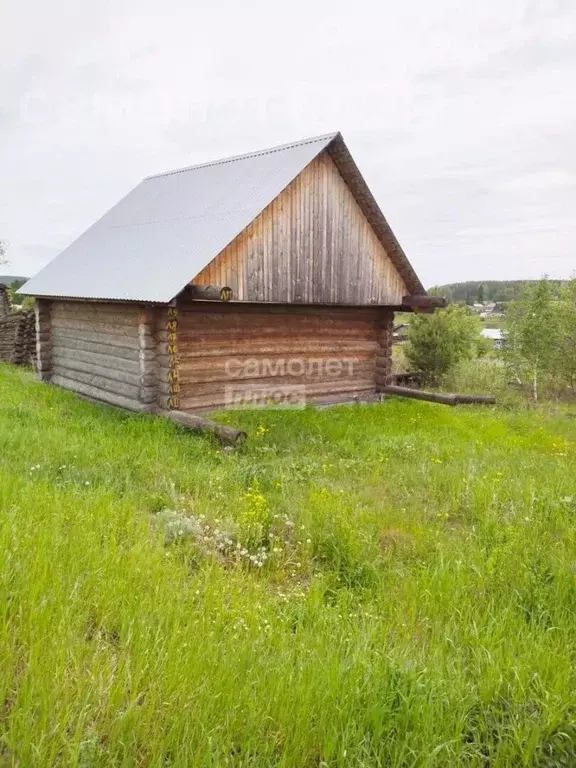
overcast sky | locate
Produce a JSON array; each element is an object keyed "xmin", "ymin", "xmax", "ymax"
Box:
[{"xmin": 1, "ymin": 0, "xmax": 575, "ymax": 286}]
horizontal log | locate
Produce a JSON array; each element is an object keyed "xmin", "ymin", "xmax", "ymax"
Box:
[
  {"xmin": 52, "ymin": 347, "xmax": 141, "ymax": 374},
  {"xmin": 176, "ymin": 303, "xmax": 382, "ymax": 320},
  {"xmin": 165, "ymin": 342, "xmax": 379, "ymax": 361},
  {"xmin": 50, "ymin": 335, "xmax": 141, "ymax": 362},
  {"xmin": 51, "ymin": 311, "xmax": 138, "ymax": 329},
  {"xmin": 50, "ymin": 318, "xmax": 139, "ymax": 337},
  {"xmin": 158, "ymin": 330, "xmax": 380, "ymax": 348},
  {"xmin": 383, "ymin": 385, "xmax": 457, "ymax": 405},
  {"xmin": 159, "ymin": 360, "xmax": 376, "ymax": 385},
  {"xmin": 168, "ymin": 380, "xmax": 377, "ymax": 412},
  {"xmin": 158, "ymin": 368, "xmax": 378, "ymax": 396},
  {"xmin": 52, "ymin": 354, "xmax": 141, "ymax": 385},
  {"xmin": 52, "ymin": 365, "xmax": 141, "ymax": 399},
  {"xmin": 51, "ymin": 301, "xmax": 137, "ymax": 319},
  {"xmin": 51, "ymin": 375, "xmax": 151, "ymax": 412},
  {"xmin": 163, "ymin": 410, "xmax": 246, "ymax": 446},
  {"xmin": 53, "ymin": 356, "xmax": 157, "ymax": 389},
  {"xmin": 173, "ymin": 391, "xmax": 378, "ymax": 414},
  {"xmin": 174, "ymin": 316, "xmax": 379, "ymax": 334},
  {"xmin": 401, "ymin": 295, "xmax": 447, "ymax": 311},
  {"xmin": 383, "ymin": 385, "xmax": 496, "ymax": 406},
  {"xmin": 451, "ymin": 393, "xmax": 496, "ymax": 405},
  {"xmin": 51, "ymin": 327, "xmax": 146, "ymax": 349},
  {"xmin": 187, "ymin": 285, "xmax": 233, "ymax": 302}
]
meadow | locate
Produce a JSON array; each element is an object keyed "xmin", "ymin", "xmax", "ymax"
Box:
[{"xmin": 0, "ymin": 365, "xmax": 575, "ymax": 766}]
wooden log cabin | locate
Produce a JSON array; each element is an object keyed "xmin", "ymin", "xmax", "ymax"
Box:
[{"xmin": 22, "ymin": 132, "xmax": 439, "ymax": 414}]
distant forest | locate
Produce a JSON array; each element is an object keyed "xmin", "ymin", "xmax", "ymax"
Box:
[
  {"xmin": 429, "ymin": 280, "xmax": 569, "ymax": 304},
  {"xmin": 0, "ymin": 276, "xmax": 27, "ymax": 287}
]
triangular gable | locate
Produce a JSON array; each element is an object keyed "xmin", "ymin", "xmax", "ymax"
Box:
[{"xmin": 21, "ymin": 132, "xmax": 424, "ymax": 303}]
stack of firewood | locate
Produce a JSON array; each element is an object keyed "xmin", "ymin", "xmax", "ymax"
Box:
[
  {"xmin": 11, "ymin": 310, "xmax": 36, "ymax": 365},
  {"xmin": 0, "ymin": 284, "xmax": 11, "ymax": 319},
  {"xmin": 0, "ymin": 284, "xmax": 36, "ymax": 366}
]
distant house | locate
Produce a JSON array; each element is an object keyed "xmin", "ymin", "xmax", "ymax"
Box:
[
  {"xmin": 392, "ymin": 323, "xmax": 410, "ymax": 343},
  {"xmin": 22, "ymin": 132, "xmax": 443, "ymax": 414},
  {"xmin": 481, "ymin": 328, "xmax": 507, "ymax": 349}
]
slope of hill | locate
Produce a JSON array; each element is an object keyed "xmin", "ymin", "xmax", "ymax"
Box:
[{"xmin": 0, "ymin": 364, "xmax": 575, "ymax": 765}]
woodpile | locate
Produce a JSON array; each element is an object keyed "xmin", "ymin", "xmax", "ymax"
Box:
[
  {"xmin": 0, "ymin": 284, "xmax": 10, "ymax": 318},
  {"xmin": 0, "ymin": 286, "xmax": 36, "ymax": 366},
  {"xmin": 11, "ymin": 311, "xmax": 36, "ymax": 365}
]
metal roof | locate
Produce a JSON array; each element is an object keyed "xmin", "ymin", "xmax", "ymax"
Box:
[{"xmin": 21, "ymin": 132, "xmax": 424, "ymax": 303}]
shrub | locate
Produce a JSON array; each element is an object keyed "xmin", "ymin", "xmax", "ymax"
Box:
[{"xmin": 405, "ymin": 305, "xmax": 483, "ymax": 384}]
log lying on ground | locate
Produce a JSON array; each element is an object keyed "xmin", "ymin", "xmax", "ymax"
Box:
[
  {"xmin": 452, "ymin": 393, "xmax": 497, "ymax": 405},
  {"xmin": 383, "ymin": 385, "xmax": 496, "ymax": 407},
  {"xmin": 163, "ymin": 409, "xmax": 247, "ymax": 446}
]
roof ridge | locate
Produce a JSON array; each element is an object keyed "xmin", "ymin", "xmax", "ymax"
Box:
[{"xmin": 145, "ymin": 132, "xmax": 339, "ymax": 181}]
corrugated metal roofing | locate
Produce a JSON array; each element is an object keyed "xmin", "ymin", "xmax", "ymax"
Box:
[
  {"xmin": 22, "ymin": 134, "xmax": 337, "ymax": 302},
  {"xmin": 21, "ymin": 131, "xmax": 425, "ymax": 302}
]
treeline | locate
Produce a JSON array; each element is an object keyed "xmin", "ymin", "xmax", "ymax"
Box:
[
  {"xmin": 0, "ymin": 276, "xmax": 27, "ymax": 286},
  {"xmin": 429, "ymin": 280, "xmax": 569, "ymax": 304}
]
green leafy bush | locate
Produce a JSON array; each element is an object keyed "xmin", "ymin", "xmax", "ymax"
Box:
[{"xmin": 405, "ymin": 304, "xmax": 483, "ymax": 384}]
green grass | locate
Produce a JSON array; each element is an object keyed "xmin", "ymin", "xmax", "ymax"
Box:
[{"xmin": 1, "ymin": 365, "xmax": 575, "ymax": 767}]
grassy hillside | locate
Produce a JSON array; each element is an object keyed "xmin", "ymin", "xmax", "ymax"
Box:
[{"xmin": 0, "ymin": 366, "xmax": 575, "ymax": 766}]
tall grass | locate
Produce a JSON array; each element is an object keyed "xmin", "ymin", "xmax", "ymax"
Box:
[{"xmin": 0, "ymin": 365, "xmax": 575, "ymax": 766}]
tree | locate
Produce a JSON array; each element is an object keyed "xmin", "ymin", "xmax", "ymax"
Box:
[
  {"xmin": 0, "ymin": 240, "xmax": 7, "ymax": 266},
  {"xmin": 506, "ymin": 279, "xmax": 559, "ymax": 401},
  {"xmin": 556, "ymin": 278, "xmax": 576, "ymax": 393},
  {"xmin": 477, "ymin": 283, "xmax": 485, "ymax": 304},
  {"xmin": 405, "ymin": 305, "xmax": 483, "ymax": 384}
]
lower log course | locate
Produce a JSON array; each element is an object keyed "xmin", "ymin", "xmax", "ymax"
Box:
[
  {"xmin": 51, "ymin": 355, "xmax": 142, "ymax": 386},
  {"xmin": 51, "ymin": 375, "xmax": 149, "ymax": 411}
]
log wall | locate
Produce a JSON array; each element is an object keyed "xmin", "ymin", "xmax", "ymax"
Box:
[
  {"xmin": 194, "ymin": 151, "xmax": 408, "ymax": 306},
  {"xmin": 49, "ymin": 301, "xmax": 153, "ymax": 412},
  {"xmin": 162, "ymin": 300, "xmax": 390, "ymax": 412},
  {"xmin": 43, "ymin": 299, "xmax": 395, "ymax": 415}
]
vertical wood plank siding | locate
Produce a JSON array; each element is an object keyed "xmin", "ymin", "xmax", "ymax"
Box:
[
  {"xmin": 49, "ymin": 301, "xmax": 154, "ymax": 412},
  {"xmin": 163, "ymin": 301, "xmax": 388, "ymax": 413},
  {"xmin": 194, "ymin": 151, "xmax": 408, "ymax": 306}
]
